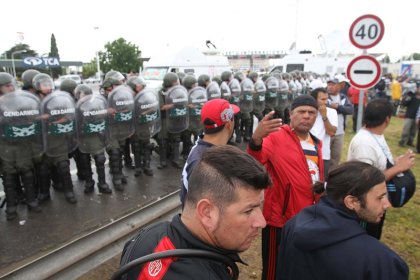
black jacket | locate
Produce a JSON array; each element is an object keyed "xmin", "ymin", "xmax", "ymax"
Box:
[
  {"xmin": 120, "ymin": 214, "xmax": 243, "ymax": 279},
  {"xmin": 401, "ymin": 91, "xmax": 420, "ymax": 119},
  {"xmin": 277, "ymin": 197, "xmax": 408, "ymax": 280}
]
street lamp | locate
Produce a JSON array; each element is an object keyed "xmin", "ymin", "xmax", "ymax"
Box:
[
  {"xmin": 12, "ymin": 50, "xmax": 27, "ymax": 79},
  {"xmin": 94, "ymin": 27, "xmax": 101, "ymax": 83}
]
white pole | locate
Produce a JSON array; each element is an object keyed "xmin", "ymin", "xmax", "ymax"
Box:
[
  {"xmin": 11, "ymin": 50, "xmax": 27, "ymax": 79},
  {"xmin": 94, "ymin": 27, "xmax": 101, "ymax": 83}
]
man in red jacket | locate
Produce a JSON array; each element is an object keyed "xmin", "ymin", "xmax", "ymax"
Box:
[{"xmin": 247, "ymin": 95, "xmax": 324, "ymax": 280}]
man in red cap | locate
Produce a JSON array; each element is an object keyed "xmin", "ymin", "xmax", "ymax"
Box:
[{"xmin": 179, "ymin": 99, "xmax": 240, "ymax": 206}]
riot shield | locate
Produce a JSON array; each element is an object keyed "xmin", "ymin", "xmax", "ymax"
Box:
[
  {"xmin": 289, "ymin": 80, "xmax": 298, "ymax": 101},
  {"xmin": 278, "ymin": 80, "xmax": 290, "ymax": 112},
  {"xmin": 220, "ymin": 81, "xmax": 231, "ymax": 101},
  {"xmin": 41, "ymin": 90, "xmax": 77, "ymax": 157},
  {"xmin": 206, "ymin": 81, "xmax": 221, "ymax": 100},
  {"xmin": 0, "ymin": 90, "xmax": 43, "ymax": 162},
  {"xmin": 295, "ymin": 80, "xmax": 303, "ymax": 95},
  {"xmin": 188, "ymin": 87, "xmax": 207, "ymax": 131},
  {"xmin": 228, "ymin": 78, "xmax": 241, "ymax": 106},
  {"xmin": 239, "ymin": 78, "xmax": 254, "ymax": 113},
  {"xmin": 76, "ymin": 94, "xmax": 109, "ymax": 154},
  {"xmin": 265, "ymin": 77, "xmax": 279, "ymax": 110},
  {"xmin": 253, "ymin": 80, "xmax": 266, "ymax": 113},
  {"xmin": 134, "ymin": 88, "xmax": 161, "ymax": 140},
  {"xmin": 165, "ymin": 85, "xmax": 189, "ymax": 133},
  {"xmin": 108, "ymin": 85, "xmax": 135, "ymax": 141}
]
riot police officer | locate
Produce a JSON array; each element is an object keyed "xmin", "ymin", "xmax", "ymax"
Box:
[
  {"xmin": 156, "ymin": 72, "xmax": 180, "ymax": 169},
  {"xmin": 0, "ymin": 72, "xmax": 16, "ymax": 96},
  {"xmin": 21, "ymin": 69, "xmax": 40, "ymax": 93},
  {"xmin": 181, "ymin": 75, "xmax": 198, "ymax": 159},
  {"xmin": 106, "ymin": 85, "xmax": 134, "ymax": 191},
  {"xmin": 76, "ymin": 90, "xmax": 112, "ymax": 194},
  {"xmin": 132, "ymin": 85, "xmax": 161, "ymax": 176},
  {"xmin": 0, "ymin": 90, "xmax": 43, "ymax": 220},
  {"xmin": 127, "ymin": 76, "xmax": 154, "ymax": 176},
  {"xmin": 32, "ymin": 73, "xmax": 77, "ymax": 204}
]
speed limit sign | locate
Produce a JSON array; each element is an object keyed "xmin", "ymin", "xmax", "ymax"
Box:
[{"xmin": 349, "ymin": 14, "xmax": 384, "ymax": 49}]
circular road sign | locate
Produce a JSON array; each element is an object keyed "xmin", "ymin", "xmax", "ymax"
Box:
[
  {"xmin": 349, "ymin": 14, "xmax": 385, "ymax": 49},
  {"xmin": 347, "ymin": 55, "xmax": 382, "ymax": 90}
]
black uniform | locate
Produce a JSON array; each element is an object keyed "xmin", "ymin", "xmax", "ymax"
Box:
[{"xmin": 120, "ymin": 214, "xmax": 243, "ymax": 280}]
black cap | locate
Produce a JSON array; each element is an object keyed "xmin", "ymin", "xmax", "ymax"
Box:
[{"xmin": 291, "ymin": 95, "xmax": 318, "ymax": 111}]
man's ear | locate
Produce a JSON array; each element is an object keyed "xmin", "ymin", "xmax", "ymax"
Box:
[
  {"xmin": 196, "ymin": 198, "xmax": 219, "ymax": 231},
  {"xmin": 343, "ymin": 195, "xmax": 360, "ymax": 211}
]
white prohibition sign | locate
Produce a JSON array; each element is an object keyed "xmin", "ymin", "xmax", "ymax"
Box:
[
  {"xmin": 349, "ymin": 14, "xmax": 384, "ymax": 49},
  {"xmin": 346, "ymin": 55, "xmax": 382, "ymax": 90}
]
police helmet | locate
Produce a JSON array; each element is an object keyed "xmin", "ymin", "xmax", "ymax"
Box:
[
  {"xmin": 21, "ymin": 69, "xmax": 40, "ymax": 89},
  {"xmin": 197, "ymin": 74, "xmax": 211, "ymax": 87},
  {"xmin": 104, "ymin": 70, "xmax": 125, "ymax": 82},
  {"xmin": 221, "ymin": 71, "xmax": 232, "ymax": 82},
  {"xmin": 32, "ymin": 73, "xmax": 54, "ymax": 92},
  {"xmin": 101, "ymin": 77, "xmax": 121, "ymax": 89},
  {"xmin": 182, "ymin": 75, "xmax": 197, "ymax": 90},
  {"xmin": 0, "ymin": 72, "xmax": 15, "ymax": 86},
  {"xmin": 234, "ymin": 72, "xmax": 245, "ymax": 82},
  {"xmin": 163, "ymin": 72, "xmax": 180, "ymax": 89},
  {"xmin": 60, "ymin": 79, "xmax": 78, "ymax": 95},
  {"xmin": 212, "ymin": 75, "xmax": 222, "ymax": 86},
  {"xmin": 177, "ymin": 72, "xmax": 186, "ymax": 85},
  {"xmin": 248, "ymin": 71, "xmax": 259, "ymax": 82},
  {"xmin": 126, "ymin": 76, "xmax": 146, "ymax": 92},
  {"xmin": 74, "ymin": 84, "xmax": 93, "ymax": 100}
]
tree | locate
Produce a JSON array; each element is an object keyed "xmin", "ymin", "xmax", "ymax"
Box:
[
  {"xmin": 82, "ymin": 60, "xmax": 98, "ymax": 79},
  {"xmin": 2, "ymin": 44, "xmax": 38, "ymax": 77},
  {"xmin": 99, "ymin": 38, "xmax": 142, "ymax": 74},
  {"xmin": 49, "ymin": 33, "xmax": 62, "ymax": 78}
]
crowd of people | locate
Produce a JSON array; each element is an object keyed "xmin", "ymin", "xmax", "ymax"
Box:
[{"xmin": 0, "ymin": 67, "xmax": 417, "ymax": 279}]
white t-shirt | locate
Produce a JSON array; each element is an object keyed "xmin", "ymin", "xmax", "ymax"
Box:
[
  {"xmin": 347, "ymin": 128, "xmax": 393, "ymax": 171},
  {"xmin": 329, "ymin": 94, "xmax": 345, "ymax": 135},
  {"xmin": 310, "ymin": 107, "xmax": 338, "ymax": 160}
]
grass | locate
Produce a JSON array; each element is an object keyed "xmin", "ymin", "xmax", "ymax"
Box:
[{"xmin": 343, "ymin": 116, "xmax": 420, "ymax": 279}]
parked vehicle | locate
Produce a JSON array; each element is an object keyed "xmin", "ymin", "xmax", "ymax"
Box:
[
  {"xmin": 54, "ymin": 74, "xmax": 82, "ymax": 88},
  {"xmin": 141, "ymin": 47, "xmax": 231, "ymax": 89}
]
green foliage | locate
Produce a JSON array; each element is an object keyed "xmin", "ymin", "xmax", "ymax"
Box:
[
  {"xmin": 49, "ymin": 33, "xmax": 62, "ymax": 78},
  {"xmin": 99, "ymin": 38, "xmax": 142, "ymax": 74},
  {"xmin": 344, "ymin": 117, "xmax": 420, "ymax": 280},
  {"xmin": 82, "ymin": 60, "xmax": 98, "ymax": 79}
]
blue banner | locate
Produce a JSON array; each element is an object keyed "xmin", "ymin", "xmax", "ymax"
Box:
[{"xmin": 21, "ymin": 56, "xmax": 61, "ymax": 68}]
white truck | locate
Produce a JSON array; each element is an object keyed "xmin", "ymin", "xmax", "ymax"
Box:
[
  {"xmin": 269, "ymin": 51, "xmax": 355, "ymax": 77},
  {"xmin": 141, "ymin": 47, "xmax": 231, "ymax": 89}
]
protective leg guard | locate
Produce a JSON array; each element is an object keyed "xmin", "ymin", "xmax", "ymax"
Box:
[
  {"xmin": 21, "ymin": 170, "xmax": 41, "ymax": 212},
  {"xmin": 157, "ymin": 139, "xmax": 168, "ymax": 169},
  {"xmin": 131, "ymin": 139, "xmax": 143, "ymax": 177},
  {"xmin": 3, "ymin": 173, "xmax": 18, "ymax": 220},
  {"xmin": 171, "ymin": 141, "xmax": 183, "ymax": 169},
  {"xmin": 79, "ymin": 152, "xmax": 95, "ymax": 193},
  {"xmin": 143, "ymin": 142, "xmax": 154, "ymax": 176},
  {"xmin": 56, "ymin": 160, "xmax": 77, "ymax": 204},
  {"xmin": 123, "ymin": 138, "xmax": 134, "ymax": 169},
  {"xmin": 93, "ymin": 153, "xmax": 112, "ymax": 194},
  {"xmin": 243, "ymin": 118, "xmax": 252, "ymax": 142},
  {"xmin": 50, "ymin": 165, "xmax": 63, "ymax": 192},
  {"xmin": 35, "ymin": 162, "xmax": 51, "ymax": 203},
  {"xmin": 72, "ymin": 149, "xmax": 87, "ymax": 180}
]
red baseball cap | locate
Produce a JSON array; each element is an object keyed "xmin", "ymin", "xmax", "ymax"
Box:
[{"xmin": 201, "ymin": 99, "xmax": 240, "ymax": 129}]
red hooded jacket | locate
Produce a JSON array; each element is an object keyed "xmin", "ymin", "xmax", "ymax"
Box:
[{"xmin": 247, "ymin": 125, "xmax": 323, "ymax": 228}]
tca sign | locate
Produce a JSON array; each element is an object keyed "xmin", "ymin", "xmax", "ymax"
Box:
[{"xmin": 22, "ymin": 57, "xmax": 61, "ymax": 68}]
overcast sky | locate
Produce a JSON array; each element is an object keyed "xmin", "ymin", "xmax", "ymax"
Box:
[{"xmin": 1, "ymin": 0, "xmax": 417, "ymax": 63}]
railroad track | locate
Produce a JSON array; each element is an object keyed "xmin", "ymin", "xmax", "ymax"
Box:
[{"xmin": 0, "ymin": 191, "xmax": 181, "ymax": 280}]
